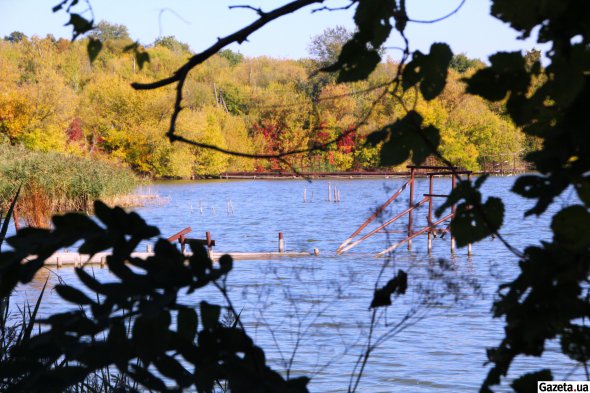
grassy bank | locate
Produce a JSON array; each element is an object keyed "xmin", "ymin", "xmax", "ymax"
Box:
[{"xmin": 0, "ymin": 145, "xmax": 138, "ymax": 226}]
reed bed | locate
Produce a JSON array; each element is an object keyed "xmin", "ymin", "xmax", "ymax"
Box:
[{"xmin": 0, "ymin": 145, "xmax": 139, "ymax": 227}]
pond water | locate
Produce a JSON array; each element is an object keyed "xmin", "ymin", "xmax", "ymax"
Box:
[{"xmin": 13, "ymin": 176, "xmax": 583, "ymax": 392}]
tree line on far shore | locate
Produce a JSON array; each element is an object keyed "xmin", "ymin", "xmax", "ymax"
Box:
[{"xmin": 0, "ymin": 24, "xmax": 540, "ymax": 178}]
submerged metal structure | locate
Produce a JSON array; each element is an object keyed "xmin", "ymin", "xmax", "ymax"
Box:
[{"xmin": 336, "ymin": 165, "xmax": 472, "ymax": 257}]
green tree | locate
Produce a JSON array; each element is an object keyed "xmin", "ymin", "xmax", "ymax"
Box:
[
  {"xmin": 3, "ymin": 31, "xmax": 26, "ymax": 43},
  {"xmin": 219, "ymin": 48, "xmax": 244, "ymax": 66},
  {"xmin": 308, "ymin": 26, "xmax": 353, "ymax": 67},
  {"xmin": 154, "ymin": 35, "xmax": 190, "ymax": 53},
  {"xmin": 89, "ymin": 20, "xmax": 130, "ymax": 41},
  {"xmin": 449, "ymin": 53, "xmax": 484, "ymax": 73}
]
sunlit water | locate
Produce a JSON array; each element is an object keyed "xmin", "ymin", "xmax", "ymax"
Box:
[{"xmin": 12, "ymin": 177, "xmax": 584, "ymax": 392}]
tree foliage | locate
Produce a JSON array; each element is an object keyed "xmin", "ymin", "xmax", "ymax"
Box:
[
  {"xmin": 3, "ymin": 0, "xmax": 588, "ymax": 391},
  {"xmin": 0, "ymin": 202, "xmax": 309, "ymax": 392},
  {"xmin": 0, "ymin": 31, "xmax": 524, "ymax": 176}
]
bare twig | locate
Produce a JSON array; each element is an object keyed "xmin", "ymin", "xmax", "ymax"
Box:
[
  {"xmin": 132, "ymin": 0, "xmax": 325, "ymax": 142},
  {"xmin": 408, "ymin": 0, "xmax": 466, "ymax": 24}
]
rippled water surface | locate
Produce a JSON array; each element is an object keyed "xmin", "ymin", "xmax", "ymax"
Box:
[{"xmin": 13, "ymin": 177, "xmax": 582, "ymax": 392}]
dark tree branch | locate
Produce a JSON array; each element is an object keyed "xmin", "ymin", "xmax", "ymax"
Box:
[
  {"xmin": 132, "ymin": 0, "xmax": 326, "ymax": 142},
  {"xmin": 408, "ymin": 0, "xmax": 465, "ymax": 24},
  {"xmin": 228, "ymin": 5, "xmax": 266, "ymax": 16},
  {"xmin": 312, "ymin": 1, "xmax": 355, "ymax": 13}
]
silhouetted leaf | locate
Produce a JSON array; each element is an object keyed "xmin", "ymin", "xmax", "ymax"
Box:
[
  {"xmin": 323, "ymin": 39, "xmax": 381, "ymax": 83},
  {"xmin": 38, "ymin": 366, "xmax": 89, "ymax": 391},
  {"xmin": 219, "ymin": 254, "xmax": 233, "ymax": 274},
  {"xmin": 321, "ymin": 0, "xmax": 395, "ymax": 83},
  {"xmin": 78, "ymin": 235, "xmax": 111, "ymax": 255},
  {"xmin": 66, "ymin": 13, "xmax": 93, "ymax": 39},
  {"xmin": 52, "ymin": 1, "xmax": 68, "ymax": 13},
  {"xmin": 93, "ymin": 200, "xmax": 114, "ymax": 228},
  {"xmin": 153, "ymin": 354, "xmax": 191, "ymax": 387},
  {"xmin": 55, "ymin": 284, "xmax": 93, "ymax": 305},
  {"xmin": 200, "ymin": 301, "xmax": 220, "ymax": 330},
  {"xmin": 177, "ymin": 307, "xmax": 198, "ymax": 342},
  {"xmin": 512, "ymin": 174, "xmax": 568, "ymax": 216},
  {"xmin": 561, "ymin": 325, "xmax": 590, "ymax": 363},
  {"xmin": 377, "ymin": 111, "xmax": 440, "ymax": 166},
  {"xmin": 287, "ymin": 376, "xmax": 311, "ymax": 392},
  {"xmin": 575, "ymin": 178, "xmax": 590, "ymax": 207},
  {"xmin": 87, "ymin": 38, "xmax": 102, "ymax": 64},
  {"xmin": 135, "ymin": 51, "xmax": 150, "ymax": 70},
  {"xmin": 365, "ymin": 129, "xmax": 388, "ymax": 146},
  {"xmin": 75, "ymin": 267, "xmax": 104, "ymax": 293},
  {"xmin": 466, "ymin": 52, "xmax": 529, "ymax": 101},
  {"xmin": 23, "ymin": 278, "xmax": 47, "ymax": 341},
  {"xmin": 551, "ymin": 206, "xmax": 590, "ymax": 251},
  {"xmin": 451, "ymin": 197, "xmax": 504, "ymax": 247},
  {"xmin": 436, "ymin": 176, "xmax": 504, "ymax": 247},
  {"xmin": 511, "ymin": 369, "xmax": 552, "ymax": 393},
  {"xmin": 370, "ymin": 270, "xmax": 408, "ymax": 308},
  {"xmin": 133, "ymin": 311, "xmax": 171, "ymax": 360},
  {"xmin": 0, "ymin": 183, "xmax": 21, "ymax": 250},
  {"xmin": 403, "ymin": 43, "xmax": 453, "ymax": 100},
  {"xmin": 129, "ymin": 365, "xmax": 167, "ymax": 391}
]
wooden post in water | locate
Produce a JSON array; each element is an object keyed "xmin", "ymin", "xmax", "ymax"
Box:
[
  {"xmin": 427, "ymin": 174, "xmax": 434, "ymax": 254},
  {"xmin": 451, "ymin": 174, "xmax": 457, "ymax": 254},
  {"xmin": 180, "ymin": 234, "xmax": 186, "ymax": 254},
  {"xmin": 328, "ymin": 182, "xmax": 332, "ymax": 202},
  {"xmin": 408, "ymin": 167, "xmax": 415, "ymax": 251},
  {"xmin": 206, "ymin": 231, "xmax": 213, "ymax": 258},
  {"xmin": 278, "ymin": 232, "xmax": 284, "ymax": 253},
  {"xmin": 303, "ymin": 187, "xmax": 307, "ymax": 203}
]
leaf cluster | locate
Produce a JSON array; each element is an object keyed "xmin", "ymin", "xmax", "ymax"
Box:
[{"xmin": 0, "ymin": 202, "xmax": 309, "ymax": 392}]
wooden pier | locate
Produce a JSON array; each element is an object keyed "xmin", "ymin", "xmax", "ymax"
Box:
[
  {"xmin": 40, "ymin": 250, "xmax": 312, "ymax": 267},
  {"xmin": 38, "ymin": 227, "xmax": 313, "ymax": 267}
]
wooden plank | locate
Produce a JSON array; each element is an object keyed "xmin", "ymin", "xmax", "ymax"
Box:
[{"xmin": 39, "ymin": 250, "xmax": 313, "ymax": 266}]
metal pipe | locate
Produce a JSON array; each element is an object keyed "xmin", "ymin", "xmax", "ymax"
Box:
[
  {"xmin": 376, "ymin": 213, "xmax": 454, "ymax": 257},
  {"xmin": 338, "ymin": 197, "xmax": 429, "ymax": 254},
  {"xmin": 336, "ymin": 179, "xmax": 412, "ymax": 252}
]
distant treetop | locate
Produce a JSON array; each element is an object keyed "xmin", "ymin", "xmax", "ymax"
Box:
[
  {"xmin": 3, "ymin": 31, "xmax": 27, "ymax": 43},
  {"xmin": 89, "ymin": 21, "xmax": 130, "ymax": 42},
  {"xmin": 308, "ymin": 26, "xmax": 353, "ymax": 67},
  {"xmin": 449, "ymin": 53, "xmax": 484, "ymax": 73}
]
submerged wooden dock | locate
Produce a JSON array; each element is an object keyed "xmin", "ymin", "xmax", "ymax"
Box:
[
  {"xmin": 42, "ymin": 250, "xmax": 313, "ymax": 267},
  {"xmin": 28, "ymin": 226, "xmax": 315, "ymax": 267}
]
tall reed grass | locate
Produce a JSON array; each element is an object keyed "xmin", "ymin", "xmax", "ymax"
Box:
[{"xmin": 0, "ymin": 145, "xmax": 138, "ymax": 227}]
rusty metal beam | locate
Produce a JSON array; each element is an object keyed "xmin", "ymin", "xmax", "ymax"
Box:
[
  {"xmin": 167, "ymin": 227, "xmax": 192, "ymax": 243},
  {"xmin": 376, "ymin": 212, "xmax": 454, "ymax": 257},
  {"xmin": 406, "ymin": 165, "xmax": 458, "ymax": 170},
  {"xmin": 338, "ymin": 196, "xmax": 429, "ymax": 254},
  {"xmin": 336, "ymin": 178, "xmax": 413, "ymax": 253}
]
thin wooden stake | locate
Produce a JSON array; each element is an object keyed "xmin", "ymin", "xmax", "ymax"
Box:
[{"xmin": 278, "ymin": 232, "xmax": 284, "ymax": 253}]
